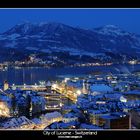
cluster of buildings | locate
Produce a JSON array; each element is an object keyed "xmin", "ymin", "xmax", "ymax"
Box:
[
  {"xmin": 4, "ymin": 54, "xmax": 67, "ymax": 68},
  {"xmin": 1, "ymin": 72, "xmax": 140, "ymax": 130},
  {"xmin": 0, "ymin": 81, "xmax": 50, "ymax": 118},
  {"xmin": 49, "ymin": 73, "xmax": 140, "ymax": 129}
]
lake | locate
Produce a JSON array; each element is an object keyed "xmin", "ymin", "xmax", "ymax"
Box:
[{"xmin": 0, "ymin": 64, "xmax": 140, "ymax": 85}]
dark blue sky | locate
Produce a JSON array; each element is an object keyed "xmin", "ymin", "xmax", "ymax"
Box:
[{"xmin": 0, "ymin": 9, "xmax": 140, "ymax": 34}]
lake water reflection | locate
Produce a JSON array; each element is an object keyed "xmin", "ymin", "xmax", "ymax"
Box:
[{"xmin": 0, "ymin": 64, "xmax": 139, "ymax": 85}]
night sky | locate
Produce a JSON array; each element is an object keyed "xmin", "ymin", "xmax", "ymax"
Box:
[{"xmin": 0, "ymin": 9, "xmax": 140, "ymax": 34}]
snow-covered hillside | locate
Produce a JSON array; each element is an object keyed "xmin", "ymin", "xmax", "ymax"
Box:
[{"xmin": 0, "ymin": 22, "xmax": 140, "ymax": 62}]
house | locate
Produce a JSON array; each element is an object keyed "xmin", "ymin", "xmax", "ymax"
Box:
[
  {"xmin": 99, "ymin": 112, "xmax": 131, "ymax": 129},
  {"xmin": 41, "ymin": 111, "xmax": 62, "ymax": 124},
  {"xmin": 80, "ymin": 123, "xmax": 102, "ymax": 129},
  {"xmin": 0, "ymin": 100, "xmax": 10, "ymax": 117},
  {"xmin": 130, "ymin": 109, "xmax": 140, "ymax": 128},
  {"xmin": 114, "ymin": 82, "xmax": 130, "ymax": 92},
  {"xmin": 1, "ymin": 116, "xmax": 34, "ymax": 129},
  {"xmin": 31, "ymin": 96, "xmax": 46, "ymax": 114},
  {"xmin": 45, "ymin": 121, "xmax": 79, "ymax": 129},
  {"xmin": 87, "ymin": 109, "xmax": 109, "ymax": 126},
  {"xmin": 90, "ymin": 84, "xmax": 113, "ymax": 94},
  {"xmin": 63, "ymin": 112, "xmax": 78, "ymax": 123}
]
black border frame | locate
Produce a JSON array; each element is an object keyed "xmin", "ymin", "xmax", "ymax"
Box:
[
  {"xmin": 0, "ymin": 0, "xmax": 140, "ymax": 139},
  {"xmin": 0, "ymin": 0, "xmax": 140, "ymax": 8}
]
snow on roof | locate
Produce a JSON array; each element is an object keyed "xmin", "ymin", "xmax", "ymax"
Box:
[
  {"xmin": 126, "ymin": 100, "xmax": 140, "ymax": 105},
  {"xmin": 67, "ymin": 81, "xmax": 82, "ymax": 88},
  {"xmin": 111, "ymin": 112, "xmax": 127, "ymax": 116},
  {"xmin": 100, "ymin": 112, "xmax": 128, "ymax": 120},
  {"xmin": 0, "ymin": 95, "xmax": 10, "ymax": 102},
  {"xmin": 47, "ymin": 120, "xmax": 78, "ymax": 129},
  {"xmin": 124, "ymin": 90, "xmax": 140, "ymax": 95},
  {"xmin": 80, "ymin": 123, "xmax": 102, "ymax": 129},
  {"xmin": 104, "ymin": 93, "xmax": 122, "ymax": 100},
  {"xmin": 32, "ymin": 118, "xmax": 41, "ymax": 124},
  {"xmin": 77, "ymin": 97, "xmax": 89, "ymax": 104},
  {"xmin": 46, "ymin": 81, "xmax": 52, "ymax": 86},
  {"xmin": 3, "ymin": 89, "xmax": 16, "ymax": 94},
  {"xmin": 62, "ymin": 105, "xmax": 73, "ymax": 110},
  {"xmin": 64, "ymin": 112, "xmax": 78, "ymax": 118},
  {"xmin": 100, "ymin": 115, "xmax": 119, "ymax": 120},
  {"xmin": 31, "ymin": 96, "xmax": 46, "ymax": 104},
  {"xmin": 49, "ymin": 122, "xmax": 60, "ymax": 129},
  {"xmin": 69, "ymin": 104, "xmax": 78, "ymax": 110},
  {"xmin": 88, "ymin": 109, "xmax": 102, "ymax": 114},
  {"xmin": 2, "ymin": 116, "xmax": 34, "ymax": 129},
  {"xmin": 44, "ymin": 111, "xmax": 62, "ymax": 120},
  {"xmin": 90, "ymin": 84, "xmax": 113, "ymax": 93},
  {"xmin": 59, "ymin": 121, "xmax": 76, "ymax": 128}
]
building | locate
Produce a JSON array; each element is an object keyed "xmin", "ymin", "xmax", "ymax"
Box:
[
  {"xmin": 88, "ymin": 110, "xmax": 109, "ymax": 126},
  {"xmin": 45, "ymin": 121, "xmax": 79, "ymax": 129},
  {"xmin": 4, "ymin": 81, "xmax": 9, "ymax": 91},
  {"xmin": 90, "ymin": 84, "xmax": 113, "ymax": 94},
  {"xmin": 80, "ymin": 123, "xmax": 102, "ymax": 129},
  {"xmin": 0, "ymin": 100, "xmax": 10, "ymax": 117},
  {"xmin": 1, "ymin": 116, "xmax": 34, "ymax": 129},
  {"xmin": 99, "ymin": 112, "xmax": 131, "ymax": 129},
  {"xmin": 114, "ymin": 82, "xmax": 130, "ymax": 92},
  {"xmin": 31, "ymin": 96, "xmax": 46, "ymax": 114},
  {"xmin": 82, "ymin": 80, "xmax": 88, "ymax": 94},
  {"xmin": 46, "ymin": 81, "xmax": 52, "ymax": 93},
  {"xmin": 130, "ymin": 109, "xmax": 140, "ymax": 128},
  {"xmin": 62, "ymin": 112, "xmax": 78, "ymax": 123},
  {"xmin": 41, "ymin": 111, "xmax": 62, "ymax": 125}
]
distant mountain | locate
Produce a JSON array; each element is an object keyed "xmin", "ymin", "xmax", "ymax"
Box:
[{"xmin": 0, "ymin": 22, "xmax": 140, "ymax": 63}]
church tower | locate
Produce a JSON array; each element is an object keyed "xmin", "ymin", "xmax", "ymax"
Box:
[{"xmin": 4, "ymin": 80, "xmax": 9, "ymax": 91}]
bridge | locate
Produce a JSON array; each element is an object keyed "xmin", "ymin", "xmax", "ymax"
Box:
[
  {"xmin": 45, "ymin": 107, "xmax": 61, "ymax": 111},
  {"xmin": 52, "ymin": 87, "xmax": 77, "ymax": 103},
  {"xmin": 11, "ymin": 85, "xmax": 48, "ymax": 91},
  {"xmin": 11, "ymin": 84, "xmax": 78, "ymax": 102}
]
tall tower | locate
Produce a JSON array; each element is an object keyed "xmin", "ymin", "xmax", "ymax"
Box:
[
  {"xmin": 82, "ymin": 80, "xmax": 87, "ymax": 94},
  {"xmin": 87, "ymin": 83, "xmax": 91, "ymax": 95},
  {"xmin": 46, "ymin": 81, "xmax": 52, "ymax": 93},
  {"xmin": 86, "ymin": 83, "xmax": 92, "ymax": 101},
  {"xmin": 4, "ymin": 80, "xmax": 9, "ymax": 91}
]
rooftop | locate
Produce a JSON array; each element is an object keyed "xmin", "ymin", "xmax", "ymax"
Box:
[{"xmin": 90, "ymin": 84, "xmax": 113, "ymax": 93}]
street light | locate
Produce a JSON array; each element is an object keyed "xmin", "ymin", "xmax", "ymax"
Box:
[
  {"xmin": 76, "ymin": 90, "xmax": 81, "ymax": 96},
  {"xmin": 34, "ymin": 83, "xmax": 37, "ymax": 88},
  {"xmin": 52, "ymin": 84, "xmax": 58, "ymax": 89},
  {"xmin": 60, "ymin": 103, "xmax": 63, "ymax": 107},
  {"xmin": 64, "ymin": 78, "xmax": 70, "ymax": 83},
  {"xmin": 24, "ymin": 83, "xmax": 26, "ymax": 88}
]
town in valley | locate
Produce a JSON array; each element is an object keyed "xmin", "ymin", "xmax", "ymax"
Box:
[
  {"xmin": 1, "ymin": 8, "xmax": 140, "ymax": 130},
  {"xmin": 0, "ymin": 71, "xmax": 140, "ymax": 130}
]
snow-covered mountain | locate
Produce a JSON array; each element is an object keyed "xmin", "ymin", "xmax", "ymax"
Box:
[{"xmin": 0, "ymin": 22, "xmax": 140, "ymax": 63}]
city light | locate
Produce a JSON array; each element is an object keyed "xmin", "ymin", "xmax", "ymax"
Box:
[
  {"xmin": 60, "ymin": 103, "xmax": 63, "ymax": 107},
  {"xmin": 64, "ymin": 78, "xmax": 70, "ymax": 83},
  {"xmin": 120, "ymin": 96, "xmax": 127, "ymax": 103},
  {"xmin": 52, "ymin": 84, "xmax": 58, "ymax": 89},
  {"xmin": 23, "ymin": 83, "xmax": 26, "ymax": 88},
  {"xmin": 39, "ymin": 81, "xmax": 46, "ymax": 85},
  {"xmin": 1, "ymin": 71, "xmax": 139, "ymax": 130},
  {"xmin": 76, "ymin": 90, "xmax": 81, "ymax": 95},
  {"xmin": 34, "ymin": 83, "xmax": 37, "ymax": 88},
  {"xmin": 0, "ymin": 102, "xmax": 10, "ymax": 117}
]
